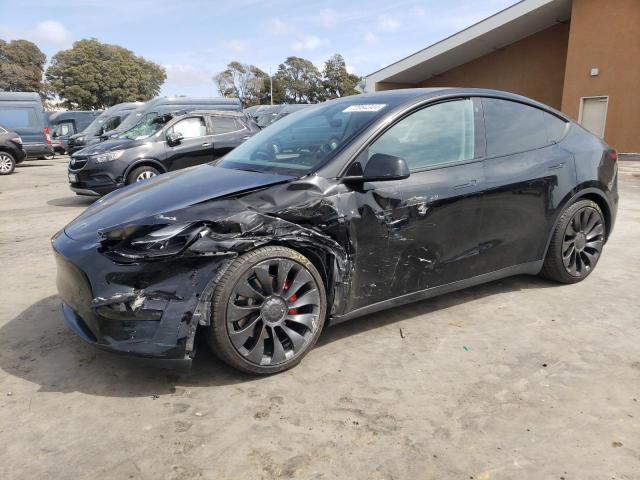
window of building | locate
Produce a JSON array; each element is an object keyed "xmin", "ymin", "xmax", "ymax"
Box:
[{"xmin": 368, "ymin": 99, "xmax": 475, "ymax": 170}]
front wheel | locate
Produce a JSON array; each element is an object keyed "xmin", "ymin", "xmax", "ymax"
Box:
[
  {"xmin": 540, "ymin": 199, "xmax": 605, "ymax": 283},
  {"xmin": 0, "ymin": 152, "xmax": 16, "ymax": 175},
  {"xmin": 207, "ymin": 246, "xmax": 327, "ymax": 374},
  {"xmin": 127, "ymin": 165, "xmax": 160, "ymax": 184}
]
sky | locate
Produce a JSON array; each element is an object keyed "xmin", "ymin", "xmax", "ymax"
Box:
[{"xmin": 0, "ymin": 0, "xmax": 517, "ymax": 97}]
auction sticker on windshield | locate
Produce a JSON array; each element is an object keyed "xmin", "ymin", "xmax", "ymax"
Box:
[{"xmin": 343, "ymin": 104, "xmax": 386, "ymax": 112}]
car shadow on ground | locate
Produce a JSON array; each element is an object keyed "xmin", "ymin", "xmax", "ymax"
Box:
[
  {"xmin": 0, "ymin": 275, "xmax": 556, "ymax": 398},
  {"xmin": 47, "ymin": 196, "xmax": 98, "ymax": 207},
  {"xmin": 17, "ymin": 163, "xmax": 55, "ymax": 168}
]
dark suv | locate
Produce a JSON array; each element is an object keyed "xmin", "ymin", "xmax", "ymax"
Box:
[
  {"xmin": 0, "ymin": 124, "xmax": 26, "ymax": 175},
  {"xmin": 68, "ymin": 110, "xmax": 259, "ymax": 195}
]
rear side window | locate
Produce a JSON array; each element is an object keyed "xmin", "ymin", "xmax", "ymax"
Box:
[
  {"xmin": 212, "ymin": 116, "xmax": 241, "ymax": 134},
  {"xmin": 0, "ymin": 108, "xmax": 38, "ymax": 129},
  {"xmin": 482, "ymin": 98, "xmax": 549, "ymax": 156},
  {"xmin": 369, "ymin": 99, "xmax": 475, "ymax": 170},
  {"xmin": 545, "ymin": 114, "xmax": 568, "ymax": 143}
]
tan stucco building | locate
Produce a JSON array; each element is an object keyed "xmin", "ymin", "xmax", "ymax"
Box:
[{"xmin": 364, "ymin": 0, "xmax": 640, "ymax": 153}]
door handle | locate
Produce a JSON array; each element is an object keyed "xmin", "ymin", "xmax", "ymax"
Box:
[
  {"xmin": 453, "ymin": 179, "xmax": 478, "ymax": 190},
  {"xmin": 242, "ymin": 136, "xmax": 251, "ymax": 140},
  {"xmin": 201, "ymin": 142, "xmax": 211, "ymax": 147},
  {"xmin": 548, "ymin": 162, "xmax": 565, "ymax": 170}
]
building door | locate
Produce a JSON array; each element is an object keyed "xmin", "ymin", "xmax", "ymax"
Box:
[{"xmin": 579, "ymin": 96, "xmax": 608, "ymax": 138}]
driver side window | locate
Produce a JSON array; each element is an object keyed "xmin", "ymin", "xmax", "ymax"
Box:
[
  {"xmin": 368, "ymin": 99, "xmax": 475, "ymax": 170},
  {"xmin": 167, "ymin": 117, "xmax": 207, "ymax": 139}
]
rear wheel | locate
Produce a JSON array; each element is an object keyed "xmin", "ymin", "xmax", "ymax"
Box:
[
  {"xmin": 207, "ymin": 246, "xmax": 327, "ymax": 374},
  {"xmin": 0, "ymin": 152, "xmax": 16, "ymax": 175},
  {"xmin": 127, "ymin": 165, "xmax": 160, "ymax": 184},
  {"xmin": 541, "ymin": 199, "xmax": 605, "ymax": 283}
]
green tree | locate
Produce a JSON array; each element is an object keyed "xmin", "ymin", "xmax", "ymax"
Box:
[
  {"xmin": 275, "ymin": 56, "xmax": 323, "ymax": 104},
  {"xmin": 213, "ymin": 61, "xmax": 268, "ymax": 107},
  {"xmin": 257, "ymin": 75, "xmax": 285, "ymax": 105},
  {"xmin": 323, "ymin": 53, "xmax": 361, "ymax": 99},
  {"xmin": 0, "ymin": 39, "xmax": 46, "ymax": 94},
  {"xmin": 46, "ymin": 39, "xmax": 166, "ymax": 109}
]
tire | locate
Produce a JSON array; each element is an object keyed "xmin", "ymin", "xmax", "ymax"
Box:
[
  {"xmin": 0, "ymin": 151, "xmax": 16, "ymax": 175},
  {"xmin": 43, "ymin": 153, "xmax": 54, "ymax": 160},
  {"xmin": 207, "ymin": 246, "xmax": 327, "ymax": 374},
  {"xmin": 126, "ymin": 165, "xmax": 160, "ymax": 184},
  {"xmin": 540, "ymin": 199, "xmax": 606, "ymax": 284}
]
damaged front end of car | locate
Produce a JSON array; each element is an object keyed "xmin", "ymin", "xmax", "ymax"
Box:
[{"xmin": 52, "ymin": 169, "xmax": 355, "ymax": 367}]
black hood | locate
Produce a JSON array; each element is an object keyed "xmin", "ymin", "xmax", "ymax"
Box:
[
  {"xmin": 75, "ymin": 138, "xmax": 139, "ymax": 156},
  {"xmin": 64, "ymin": 165, "xmax": 294, "ymax": 242}
]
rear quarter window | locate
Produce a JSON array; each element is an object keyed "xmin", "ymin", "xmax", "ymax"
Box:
[
  {"xmin": 482, "ymin": 98, "xmax": 549, "ymax": 157},
  {"xmin": 545, "ymin": 114, "xmax": 569, "ymax": 143},
  {"xmin": 212, "ymin": 116, "xmax": 241, "ymax": 134}
]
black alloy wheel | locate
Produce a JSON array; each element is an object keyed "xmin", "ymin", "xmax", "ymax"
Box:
[
  {"xmin": 208, "ymin": 246, "xmax": 326, "ymax": 374},
  {"xmin": 541, "ymin": 199, "xmax": 606, "ymax": 283},
  {"xmin": 561, "ymin": 206, "xmax": 605, "ymax": 276}
]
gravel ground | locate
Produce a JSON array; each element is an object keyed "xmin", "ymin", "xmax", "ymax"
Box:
[{"xmin": 1, "ymin": 157, "xmax": 639, "ymax": 480}]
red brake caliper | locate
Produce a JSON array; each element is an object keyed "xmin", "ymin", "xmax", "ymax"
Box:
[{"xmin": 283, "ymin": 280, "xmax": 298, "ymax": 315}]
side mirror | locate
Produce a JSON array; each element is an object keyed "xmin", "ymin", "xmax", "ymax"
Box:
[
  {"xmin": 343, "ymin": 153, "xmax": 410, "ymax": 182},
  {"xmin": 166, "ymin": 132, "xmax": 184, "ymax": 145}
]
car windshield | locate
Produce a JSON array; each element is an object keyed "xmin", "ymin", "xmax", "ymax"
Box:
[
  {"xmin": 115, "ymin": 107, "xmax": 149, "ymax": 133},
  {"xmin": 117, "ymin": 114, "xmax": 172, "ymax": 140},
  {"xmin": 217, "ymin": 99, "xmax": 396, "ymax": 176},
  {"xmin": 82, "ymin": 114, "xmax": 108, "ymax": 135}
]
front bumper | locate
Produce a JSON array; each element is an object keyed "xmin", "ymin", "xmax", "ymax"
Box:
[
  {"xmin": 68, "ymin": 156, "xmax": 126, "ymax": 196},
  {"xmin": 52, "ymin": 229, "xmax": 231, "ymax": 361}
]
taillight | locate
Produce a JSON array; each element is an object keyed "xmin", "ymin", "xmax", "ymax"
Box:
[
  {"xmin": 609, "ymin": 149, "xmax": 618, "ymax": 162},
  {"xmin": 10, "ymin": 136, "xmax": 22, "ymax": 146},
  {"xmin": 44, "ymin": 127, "xmax": 52, "ymax": 145}
]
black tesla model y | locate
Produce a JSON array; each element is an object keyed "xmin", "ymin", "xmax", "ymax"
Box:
[{"xmin": 53, "ymin": 88, "xmax": 618, "ymax": 374}]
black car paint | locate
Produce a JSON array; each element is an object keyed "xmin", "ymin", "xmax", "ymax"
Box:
[
  {"xmin": 68, "ymin": 111, "xmax": 259, "ymax": 196},
  {"xmin": 52, "ymin": 88, "xmax": 618, "ymax": 367},
  {"xmin": 0, "ymin": 126, "xmax": 27, "ymax": 164}
]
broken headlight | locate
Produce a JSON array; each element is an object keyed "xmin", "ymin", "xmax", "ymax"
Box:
[{"xmin": 104, "ymin": 223, "xmax": 208, "ymax": 260}]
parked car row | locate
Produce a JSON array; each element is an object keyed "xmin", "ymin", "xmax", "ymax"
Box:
[
  {"xmin": 66, "ymin": 102, "xmax": 143, "ymax": 155},
  {"xmin": 46, "ymin": 110, "xmax": 103, "ymax": 154},
  {"xmin": 0, "ymin": 91, "xmax": 314, "ymax": 182},
  {"xmin": 68, "ymin": 108, "xmax": 258, "ymax": 195}
]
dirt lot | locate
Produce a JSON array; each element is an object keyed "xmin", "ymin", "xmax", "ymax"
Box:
[{"xmin": 1, "ymin": 157, "xmax": 639, "ymax": 480}]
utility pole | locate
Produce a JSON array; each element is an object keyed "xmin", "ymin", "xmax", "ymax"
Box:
[{"xmin": 270, "ymin": 67, "xmax": 273, "ymax": 105}]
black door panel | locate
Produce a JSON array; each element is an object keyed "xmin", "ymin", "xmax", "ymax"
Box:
[
  {"xmin": 389, "ymin": 161, "xmax": 484, "ymax": 294},
  {"xmin": 165, "ymin": 135, "xmax": 215, "ymax": 171},
  {"xmin": 478, "ymin": 98, "xmax": 576, "ymax": 273}
]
